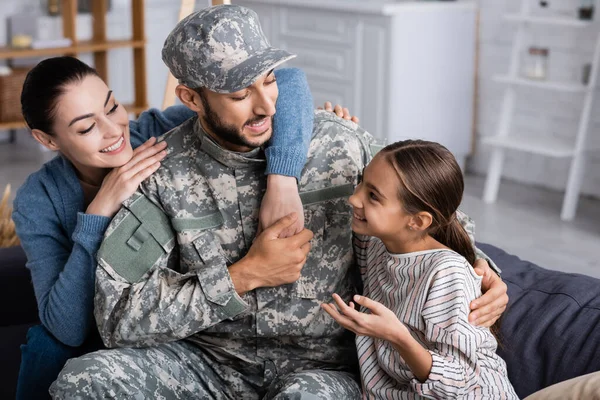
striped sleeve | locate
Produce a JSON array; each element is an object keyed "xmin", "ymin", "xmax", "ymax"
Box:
[
  {"xmin": 409, "ymin": 257, "xmax": 483, "ymax": 399},
  {"xmin": 352, "ymin": 234, "xmax": 371, "ymax": 276}
]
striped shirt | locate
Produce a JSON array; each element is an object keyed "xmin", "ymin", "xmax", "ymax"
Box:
[{"xmin": 354, "ymin": 235, "xmax": 518, "ymax": 399}]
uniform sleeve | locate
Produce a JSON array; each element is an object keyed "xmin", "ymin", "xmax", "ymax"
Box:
[
  {"xmin": 128, "ymin": 105, "xmax": 196, "ymax": 149},
  {"xmin": 266, "ymin": 68, "xmax": 313, "ymax": 180},
  {"xmin": 409, "ymin": 260, "xmax": 485, "ymax": 398},
  {"xmin": 456, "ymin": 209, "xmax": 501, "ymax": 274},
  {"xmin": 13, "ymin": 195, "xmax": 110, "ymax": 347},
  {"xmin": 94, "ymin": 187, "xmax": 249, "ymax": 348}
]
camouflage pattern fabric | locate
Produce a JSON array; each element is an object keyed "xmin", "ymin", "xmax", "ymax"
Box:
[
  {"xmin": 162, "ymin": 5, "xmax": 296, "ymax": 93},
  {"xmin": 51, "ymin": 111, "xmax": 371, "ymax": 398},
  {"xmin": 49, "ymin": 340, "xmax": 361, "ymax": 399}
]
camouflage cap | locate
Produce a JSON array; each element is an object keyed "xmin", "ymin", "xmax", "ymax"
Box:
[{"xmin": 162, "ymin": 4, "xmax": 296, "ymax": 94}]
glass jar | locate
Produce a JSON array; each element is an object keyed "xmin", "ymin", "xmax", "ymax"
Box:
[{"xmin": 524, "ymin": 47, "xmax": 549, "ymax": 80}]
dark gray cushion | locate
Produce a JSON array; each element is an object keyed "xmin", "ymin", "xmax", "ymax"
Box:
[{"xmin": 479, "ymin": 243, "xmax": 600, "ymax": 398}]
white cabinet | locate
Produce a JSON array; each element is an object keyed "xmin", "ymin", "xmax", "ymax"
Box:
[{"xmin": 236, "ymin": 0, "xmax": 477, "ymax": 167}]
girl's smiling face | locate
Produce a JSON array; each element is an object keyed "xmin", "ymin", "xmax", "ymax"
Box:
[{"xmin": 349, "ymin": 153, "xmax": 413, "ymax": 244}]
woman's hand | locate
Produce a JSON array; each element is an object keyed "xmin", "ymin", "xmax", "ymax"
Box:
[
  {"xmin": 86, "ymin": 137, "xmax": 167, "ymax": 218},
  {"xmin": 469, "ymin": 259, "xmax": 509, "ymax": 327},
  {"xmin": 322, "ymin": 293, "xmax": 410, "ymax": 342},
  {"xmin": 258, "ymin": 175, "xmax": 304, "ymax": 238},
  {"xmin": 319, "ymin": 102, "xmax": 360, "ymax": 123}
]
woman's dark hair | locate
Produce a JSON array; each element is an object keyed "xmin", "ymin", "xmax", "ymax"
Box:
[
  {"xmin": 381, "ymin": 139, "xmax": 476, "ymax": 266},
  {"xmin": 21, "ymin": 56, "xmax": 99, "ymax": 135}
]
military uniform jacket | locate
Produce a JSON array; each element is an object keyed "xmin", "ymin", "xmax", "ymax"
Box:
[{"xmin": 95, "ymin": 111, "xmax": 373, "ymax": 369}]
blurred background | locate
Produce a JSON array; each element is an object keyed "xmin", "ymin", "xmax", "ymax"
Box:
[{"xmin": 0, "ymin": 0, "xmax": 598, "ymax": 276}]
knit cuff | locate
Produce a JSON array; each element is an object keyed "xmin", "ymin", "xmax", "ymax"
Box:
[
  {"xmin": 264, "ymin": 146, "xmax": 307, "ymax": 181},
  {"xmin": 73, "ymin": 212, "xmax": 111, "ymax": 243}
]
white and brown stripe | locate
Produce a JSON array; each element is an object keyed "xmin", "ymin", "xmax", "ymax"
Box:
[{"xmin": 353, "ymin": 235, "xmax": 518, "ymax": 399}]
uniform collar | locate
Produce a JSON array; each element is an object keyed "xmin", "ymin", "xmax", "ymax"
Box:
[{"xmin": 194, "ymin": 118, "xmax": 266, "ymax": 170}]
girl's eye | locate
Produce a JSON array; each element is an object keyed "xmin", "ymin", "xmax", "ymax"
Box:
[
  {"xmin": 79, "ymin": 123, "xmax": 96, "ymax": 135},
  {"xmin": 265, "ymin": 77, "xmax": 277, "ymax": 85},
  {"xmin": 369, "ymin": 192, "xmax": 378, "ymax": 201},
  {"xmin": 107, "ymin": 103, "xmax": 119, "ymax": 114}
]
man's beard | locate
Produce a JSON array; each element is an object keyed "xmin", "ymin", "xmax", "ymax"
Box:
[{"xmin": 200, "ymin": 92, "xmax": 272, "ymax": 150}]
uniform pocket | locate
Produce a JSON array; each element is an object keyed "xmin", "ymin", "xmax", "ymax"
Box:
[
  {"xmin": 99, "ymin": 196, "xmax": 176, "ymax": 284},
  {"xmin": 191, "ymin": 231, "xmax": 235, "ymax": 307},
  {"xmin": 294, "ymin": 209, "xmax": 325, "ymax": 299}
]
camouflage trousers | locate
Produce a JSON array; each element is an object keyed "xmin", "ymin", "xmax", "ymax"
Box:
[{"xmin": 49, "ymin": 340, "xmax": 362, "ymax": 399}]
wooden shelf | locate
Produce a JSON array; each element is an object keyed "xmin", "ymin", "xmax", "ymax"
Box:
[
  {"xmin": 0, "ymin": 39, "xmax": 146, "ymax": 60},
  {"xmin": 0, "ymin": 103, "xmax": 148, "ymax": 130}
]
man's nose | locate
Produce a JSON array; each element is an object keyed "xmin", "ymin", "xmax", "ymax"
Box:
[{"xmin": 254, "ymin": 89, "xmax": 276, "ymax": 116}]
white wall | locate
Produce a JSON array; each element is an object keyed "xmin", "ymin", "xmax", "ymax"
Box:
[{"xmin": 470, "ymin": 0, "xmax": 600, "ymax": 198}]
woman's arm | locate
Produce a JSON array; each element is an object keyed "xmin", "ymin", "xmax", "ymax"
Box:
[
  {"xmin": 128, "ymin": 105, "xmax": 196, "ymax": 149},
  {"xmin": 258, "ymin": 68, "xmax": 313, "ymax": 237},
  {"xmin": 13, "ymin": 191, "xmax": 110, "ymax": 347},
  {"xmin": 268, "ymin": 67, "xmax": 313, "ymax": 179}
]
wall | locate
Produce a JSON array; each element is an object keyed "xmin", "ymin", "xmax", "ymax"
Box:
[{"xmin": 471, "ymin": 0, "xmax": 600, "ymax": 198}]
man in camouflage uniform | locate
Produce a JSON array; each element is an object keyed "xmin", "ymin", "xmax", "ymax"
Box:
[
  {"xmin": 50, "ymin": 5, "xmax": 370, "ymax": 399},
  {"xmin": 50, "ymin": 5, "xmax": 503, "ymax": 399}
]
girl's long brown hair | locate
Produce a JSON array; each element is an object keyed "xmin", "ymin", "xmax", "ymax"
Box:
[
  {"xmin": 381, "ymin": 140, "xmax": 475, "ymax": 265},
  {"xmin": 381, "ymin": 140, "xmax": 502, "ymax": 341}
]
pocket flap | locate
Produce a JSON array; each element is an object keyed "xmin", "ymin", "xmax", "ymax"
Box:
[
  {"xmin": 126, "ymin": 195, "xmax": 175, "ymax": 252},
  {"xmin": 192, "ymin": 232, "xmax": 234, "ymax": 306}
]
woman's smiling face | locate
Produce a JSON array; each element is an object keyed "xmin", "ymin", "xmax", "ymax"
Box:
[{"xmin": 46, "ymin": 74, "xmax": 132, "ymax": 179}]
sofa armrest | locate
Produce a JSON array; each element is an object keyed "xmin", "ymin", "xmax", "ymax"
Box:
[{"xmin": 0, "ymin": 246, "xmax": 39, "ymax": 327}]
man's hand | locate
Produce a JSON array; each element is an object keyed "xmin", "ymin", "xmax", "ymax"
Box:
[
  {"xmin": 258, "ymin": 175, "xmax": 304, "ymax": 238},
  {"xmin": 230, "ymin": 213, "xmax": 313, "ymax": 295},
  {"xmin": 469, "ymin": 259, "xmax": 508, "ymax": 327}
]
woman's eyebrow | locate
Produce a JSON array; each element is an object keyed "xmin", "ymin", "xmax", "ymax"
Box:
[{"xmin": 68, "ymin": 90, "xmax": 113, "ymax": 127}]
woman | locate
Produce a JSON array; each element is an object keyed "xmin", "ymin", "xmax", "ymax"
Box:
[{"xmin": 13, "ymin": 56, "xmax": 353, "ymax": 399}]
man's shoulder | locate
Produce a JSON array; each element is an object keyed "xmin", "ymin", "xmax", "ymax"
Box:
[
  {"xmin": 312, "ymin": 109, "xmax": 365, "ymax": 136},
  {"xmin": 158, "ymin": 117, "xmax": 198, "ymax": 160},
  {"xmin": 307, "ymin": 110, "xmax": 373, "ymax": 166}
]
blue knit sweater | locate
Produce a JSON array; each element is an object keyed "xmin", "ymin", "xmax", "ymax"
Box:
[{"xmin": 12, "ymin": 68, "xmax": 313, "ymax": 346}]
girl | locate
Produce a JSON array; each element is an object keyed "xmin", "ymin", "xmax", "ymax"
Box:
[
  {"xmin": 13, "ymin": 56, "xmax": 354, "ymax": 399},
  {"xmin": 322, "ymin": 140, "xmax": 517, "ymax": 399}
]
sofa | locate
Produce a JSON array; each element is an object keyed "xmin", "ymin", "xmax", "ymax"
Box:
[{"xmin": 2, "ymin": 243, "xmax": 600, "ymax": 399}]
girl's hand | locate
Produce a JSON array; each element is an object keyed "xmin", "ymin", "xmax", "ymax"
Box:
[
  {"xmin": 318, "ymin": 101, "xmax": 360, "ymax": 124},
  {"xmin": 469, "ymin": 259, "xmax": 508, "ymax": 327},
  {"xmin": 86, "ymin": 137, "xmax": 167, "ymax": 218},
  {"xmin": 322, "ymin": 293, "xmax": 409, "ymax": 342}
]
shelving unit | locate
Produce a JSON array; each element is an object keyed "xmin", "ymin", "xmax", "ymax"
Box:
[
  {"xmin": 0, "ymin": 0, "xmax": 148, "ymax": 130},
  {"xmin": 482, "ymin": 0, "xmax": 600, "ymax": 221}
]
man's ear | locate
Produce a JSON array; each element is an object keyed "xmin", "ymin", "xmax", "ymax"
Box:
[
  {"xmin": 31, "ymin": 129, "xmax": 59, "ymax": 152},
  {"xmin": 175, "ymin": 85, "xmax": 203, "ymax": 113},
  {"xmin": 410, "ymin": 211, "xmax": 433, "ymax": 232}
]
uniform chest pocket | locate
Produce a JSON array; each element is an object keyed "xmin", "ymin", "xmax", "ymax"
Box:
[
  {"xmin": 294, "ymin": 208, "xmax": 354, "ymax": 300},
  {"xmin": 173, "ymin": 211, "xmax": 236, "ymax": 308},
  {"xmin": 189, "ymin": 230, "xmax": 237, "ymax": 307},
  {"xmin": 294, "ymin": 209, "xmax": 325, "ymax": 299}
]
